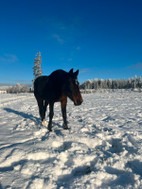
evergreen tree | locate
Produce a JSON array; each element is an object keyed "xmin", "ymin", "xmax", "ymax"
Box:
[{"xmin": 33, "ymin": 51, "xmax": 42, "ymax": 81}]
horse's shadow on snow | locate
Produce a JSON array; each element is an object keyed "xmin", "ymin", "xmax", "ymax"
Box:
[
  {"xmin": 3, "ymin": 108, "xmax": 63, "ymax": 131},
  {"xmin": 3, "ymin": 107, "xmax": 40, "ymax": 125}
]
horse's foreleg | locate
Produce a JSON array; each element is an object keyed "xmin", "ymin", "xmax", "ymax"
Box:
[
  {"xmin": 61, "ymin": 99, "xmax": 68, "ymax": 129},
  {"xmin": 48, "ymin": 103, "xmax": 54, "ymax": 131}
]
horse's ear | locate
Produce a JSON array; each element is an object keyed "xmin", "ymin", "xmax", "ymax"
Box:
[
  {"xmin": 69, "ymin": 68, "xmax": 73, "ymax": 74},
  {"xmin": 74, "ymin": 70, "xmax": 79, "ymax": 77}
]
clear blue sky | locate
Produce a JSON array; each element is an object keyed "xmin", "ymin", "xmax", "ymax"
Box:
[{"xmin": 0, "ymin": 0, "xmax": 142, "ymax": 84}]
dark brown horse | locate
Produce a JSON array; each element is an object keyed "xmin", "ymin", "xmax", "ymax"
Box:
[{"xmin": 34, "ymin": 69, "xmax": 83, "ymax": 131}]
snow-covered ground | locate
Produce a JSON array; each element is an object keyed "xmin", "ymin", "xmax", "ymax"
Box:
[{"xmin": 0, "ymin": 90, "xmax": 142, "ymax": 189}]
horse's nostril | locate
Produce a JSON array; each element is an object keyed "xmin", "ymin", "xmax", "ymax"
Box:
[{"xmin": 77, "ymin": 100, "xmax": 82, "ymax": 105}]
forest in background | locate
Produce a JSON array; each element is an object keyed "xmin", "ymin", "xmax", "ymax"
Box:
[
  {"xmin": 80, "ymin": 75, "xmax": 142, "ymax": 90},
  {"xmin": 1, "ymin": 75, "xmax": 142, "ymax": 94}
]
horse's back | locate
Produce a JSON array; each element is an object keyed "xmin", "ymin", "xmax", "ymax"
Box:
[
  {"xmin": 49, "ymin": 69, "xmax": 68, "ymax": 83},
  {"xmin": 34, "ymin": 70, "xmax": 67, "ymax": 101}
]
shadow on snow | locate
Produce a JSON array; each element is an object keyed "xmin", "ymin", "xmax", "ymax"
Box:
[
  {"xmin": 3, "ymin": 107, "xmax": 40, "ymax": 124},
  {"xmin": 3, "ymin": 108, "xmax": 65, "ymax": 133}
]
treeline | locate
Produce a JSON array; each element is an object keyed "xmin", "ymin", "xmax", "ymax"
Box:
[
  {"xmin": 80, "ymin": 76, "xmax": 142, "ymax": 90},
  {"xmin": 6, "ymin": 84, "xmax": 29, "ymax": 93}
]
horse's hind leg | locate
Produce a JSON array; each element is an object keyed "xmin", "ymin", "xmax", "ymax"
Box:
[
  {"xmin": 48, "ymin": 102, "xmax": 54, "ymax": 131},
  {"xmin": 36, "ymin": 97, "xmax": 47, "ymax": 126},
  {"xmin": 42, "ymin": 100, "xmax": 48, "ymax": 126}
]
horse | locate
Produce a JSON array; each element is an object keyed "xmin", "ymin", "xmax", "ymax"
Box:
[{"xmin": 34, "ymin": 69, "xmax": 83, "ymax": 131}]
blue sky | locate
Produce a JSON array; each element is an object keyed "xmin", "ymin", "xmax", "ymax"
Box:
[{"xmin": 0, "ymin": 0, "xmax": 142, "ymax": 84}]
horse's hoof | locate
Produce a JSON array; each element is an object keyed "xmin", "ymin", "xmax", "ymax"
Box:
[
  {"xmin": 48, "ymin": 124, "xmax": 52, "ymax": 131},
  {"xmin": 63, "ymin": 125, "xmax": 69, "ymax": 130},
  {"xmin": 42, "ymin": 120, "xmax": 47, "ymax": 127},
  {"xmin": 48, "ymin": 128, "xmax": 52, "ymax": 132}
]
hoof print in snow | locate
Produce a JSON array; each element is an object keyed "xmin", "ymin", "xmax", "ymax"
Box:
[
  {"xmin": 109, "ymin": 138, "xmax": 124, "ymax": 154},
  {"xmin": 126, "ymin": 160, "xmax": 142, "ymax": 176},
  {"xmin": 73, "ymin": 165, "xmax": 91, "ymax": 176},
  {"xmin": 56, "ymin": 141, "xmax": 72, "ymax": 152}
]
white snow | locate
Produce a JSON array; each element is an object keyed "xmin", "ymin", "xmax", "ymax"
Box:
[{"xmin": 0, "ymin": 90, "xmax": 142, "ymax": 189}]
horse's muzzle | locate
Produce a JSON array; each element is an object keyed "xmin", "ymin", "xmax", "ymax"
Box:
[{"xmin": 74, "ymin": 99, "xmax": 83, "ymax": 106}]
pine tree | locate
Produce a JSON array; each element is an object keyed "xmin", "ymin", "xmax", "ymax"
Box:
[{"xmin": 33, "ymin": 51, "xmax": 42, "ymax": 81}]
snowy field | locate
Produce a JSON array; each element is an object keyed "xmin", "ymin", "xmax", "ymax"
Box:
[{"xmin": 0, "ymin": 90, "xmax": 142, "ymax": 189}]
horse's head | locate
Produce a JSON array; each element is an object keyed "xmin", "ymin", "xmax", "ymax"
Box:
[{"xmin": 66, "ymin": 69, "xmax": 83, "ymax": 106}]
